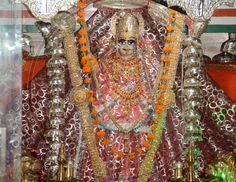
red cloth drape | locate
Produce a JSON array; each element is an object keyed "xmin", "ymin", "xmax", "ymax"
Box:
[
  {"xmin": 205, "ymin": 62, "xmax": 236, "ymax": 103},
  {"xmin": 22, "ymin": 52, "xmax": 47, "ymax": 89}
]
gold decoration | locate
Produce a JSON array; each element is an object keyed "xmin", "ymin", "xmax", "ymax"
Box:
[
  {"xmin": 48, "ymin": 145, "xmax": 76, "ymax": 182},
  {"xmin": 174, "ymin": 162, "xmax": 185, "ymax": 181},
  {"xmin": 70, "ymin": 88, "xmax": 87, "ymax": 106},
  {"xmin": 93, "ymin": 67, "xmax": 151, "ymax": 133},
  {"xmin": 21, "ymin": 150, "xmax": 41, "ymax": 182},
  {"xmin": 187, "ymin": 143, "xmax": 195, "ymax": 182}
]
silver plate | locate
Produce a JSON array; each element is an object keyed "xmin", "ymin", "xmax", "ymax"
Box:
[{"xmin": 94, "ymin": 0, "xmax": 147, "ymax": 9}]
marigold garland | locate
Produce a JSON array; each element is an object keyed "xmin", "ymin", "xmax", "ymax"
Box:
[{"xmin": 137, "ymin": 10, "xmax": 185, "ymax": 182}]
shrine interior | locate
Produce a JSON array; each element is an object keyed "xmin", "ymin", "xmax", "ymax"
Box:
[{"xmin": 0, "ymin": 0, "xmax": 236, "ymax": 182}]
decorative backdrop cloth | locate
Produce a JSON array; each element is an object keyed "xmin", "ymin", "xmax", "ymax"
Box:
[{"xmin": 22, "ymin": 6, "xmax": 236, "ymax": 182}]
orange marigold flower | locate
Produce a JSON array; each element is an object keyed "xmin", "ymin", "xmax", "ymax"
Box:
[
  {"xmin": 147, "ymin": 133, "xmax": 155, "ymax": 140},
  {"xmin": 80, "ymin": 46, "xmax": 88, "ymax": 52},
  {"xmin": 163, "ymin": 66, "xmax": 169, "ymax": 71},
  {"xmin": 160, "ymin": 76, "xmax": 168, "ymax": 81},
  {"xmin": 169, "ymin": 9, "xmax": 177, "ymax": 15},
  {"xmin": 79, "ymin": 28, "xmax": 87, "ymax": 35},
  {"xmin": 153, "ymin": 117, "xmax": 159, "ymax": 123},
  {"xmin": 102, "ymin": 139, "xmax": 110, "ymax": 145},
  {"xmin": 93, "ymin": 118, "xmax": 102, "ymax": 124},
  {"xmin": 142, "ymin": 140, "xmax": 151, "ymax": 148},
  {"xmin": 91, "ymin": 109, "xmax": 98, "ymax": 115},
  {"xmin": 117, "ymin": 151, "xmax": 124, "ymax": 158},
  {"xmin": 169, "ymin": 17, "xmax": 175, "ymax": 23},
  {"xmin": 136, "ymin": 148, "xmax": 143, "ymax": 154},
  {"xmin": 88, "ymin": 97, "xmax": 96, "ymax": 103},
  {"xmin": 82, "ymin": 66, "xmax": 91, "ymax": 73},
  {"xmin": 163, "ymin": 46, "xmax": 172, "ymax": 53},
  {"xmin": 156, "ymin": 104, "xmax": 164, "ymax": 111},
  {"xmin": 97, "ymin": 130, "xmax": 105, "ymax": 137},
  {"xmin": 162, "ymin": 56, "xmax": 170, "ymax": 63},
  {"xmin": 166, "ymin": 25, "xmax": 174, "ymax": 32},
  {"xmin": 86, "ymin": 90, "xmax": 94, "ymax": 96},
  {"xmin": 129, "ymin": 152, "xmax": 135, "ymax": 159},
  {"xmin": 166, "ymin": 35, "xmax": 173, "ymax": 42},
  {"xmin": 84, "ymin": 77, "xmax": 91, "ymax": 83},
  {"xmin": 77, "ymin": 18, "xmax": 85, "ymax": 23},
  {"xmin": 77, "ymin": 2, "xmax": 85, "ymax": 9},
  {"xmin": 79, "ymin": 37, "xmax": 86, "ymax": 44},
  {"xmin": 159, "ymin": 93, "xmax": 165, "ymax": 99},
  {"xmin": 151, "ymin": 125, "xmax": 157, "ymax": 131},
  {"xmin": 81, "ymin": 56, "xmax": 89, "ymax": 66},
  {"xmin": 77, "ymin": 11, "xmax": 85, "ymax": 17},
  {"xmin": 110, "ymin": 147, "xmax": 116, "ymax": 155},
  {"xmin": 156, "ymin": 109, "xmax": 162, "ymax": 114},
  {"xmin": 159, "ymin": 85, "xmax": 166, "ymax": 90}
]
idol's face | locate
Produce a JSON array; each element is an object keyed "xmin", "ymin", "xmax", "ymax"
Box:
[{"xmin": 117, "ymin": 37, "xmax": 137, "ymax": 58}]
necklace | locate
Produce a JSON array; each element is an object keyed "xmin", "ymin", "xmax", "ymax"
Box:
[
  {"xmin": 103, "ymin": 55, "xmax": 148, "ymax": 115},
  {"xmin": 93, "ymin": 69, "xmax": 152, "ymax": 133}
]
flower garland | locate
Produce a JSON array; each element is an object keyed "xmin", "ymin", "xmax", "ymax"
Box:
[
  {"xmin": 64, "ymin": 0, "xmax": 107, "ymax": 180},
  {"xmin": 137, "ymin": 10, "xmax": 185, "ymax": 182},
  {"xmin": 64, "ymin": 1, "xmax": 186, "ymax": 181}
]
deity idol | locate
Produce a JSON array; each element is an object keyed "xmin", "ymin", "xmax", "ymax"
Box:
[{"xmin": 20, "ymin": 2, "xmax": 236, "ymax": 182}]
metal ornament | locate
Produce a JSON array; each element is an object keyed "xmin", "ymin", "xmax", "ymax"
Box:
[
  {"xmin": 37, "ymin": 14, "xmax": 68, "ymax": 177},
  {"xmin": 40, "ymin": 11, "xmax": 78, "ymax": 180},
  {"xmin": 94, "ymin": 0, "xmax": 147, "ymax": 9},
  {"xmin": 19, "ymin": 0, "xmax": 78, "ymax": 22},
  {"xmin": 181, "ymin": 36, "xmax": 204, "ymax": 179},
  {"xmin": 166, "ymin": 0, "xmax": 234, "ymax": 21}
]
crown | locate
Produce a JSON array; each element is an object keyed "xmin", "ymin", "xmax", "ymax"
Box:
[{"xmin": 111, "ymin": 12, "xmax": 144, "ymax": 41}]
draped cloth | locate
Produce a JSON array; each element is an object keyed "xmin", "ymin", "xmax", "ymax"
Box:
[{"xmin": 22, "ymin": 5, "xmax": 236, "ymax": 182}]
